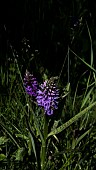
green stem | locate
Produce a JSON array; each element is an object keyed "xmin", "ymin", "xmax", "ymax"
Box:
[{"xmin": 41, "ymin": 115, "xmax": 48, "ymax": 170}]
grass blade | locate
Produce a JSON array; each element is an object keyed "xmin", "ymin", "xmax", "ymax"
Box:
[
  {"xmin": 48, "ymin": 101, "xmax": 96, "ymax": 137},
  {"xmin": 81, "ymin": 86, "xmax": 94, "ymax": 109},
  {"xmin": 0, "ymin": 121, "xmax": 20, "ymax": 148},
  {"xmin": 29, "ymin": 132, "xmax": 37, "ymax": 161},
  {"xmin": 86, "ymin": 22, "xmax": 93, "ymax": 66},
  {"xmin": 72, "ymin": 128, "xmax": 91, "ymax": 149},
  {"xmin": 70, "ymin": 49, "xmax": 96, "ymax": 73}
]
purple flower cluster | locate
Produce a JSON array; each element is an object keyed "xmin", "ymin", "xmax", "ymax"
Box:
[
  {"xmin": 23, "ymin": 70, "xmax": 38, "ymax": 97},
  {"xmin": 24, "ymin": 71, "xmax": 59, "ymax": 115},
  {"xmin": 36, "ymin": 80, "xmax": 59, "ymax": 115}
]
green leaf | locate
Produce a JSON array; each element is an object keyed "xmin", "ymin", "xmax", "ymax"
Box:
[
  {"xmin": 48, "ymin": 101, "xmax": 96, "ymax": 137},
  {"xmin": 15, "ymin": 147, "xmax": 25, "ymax": 161},
  {"xmin": 0, "ymin": 154, "xmax": 6, "ymax": 161},
  {"xmin": 0, "ymin": 137, "xmax": 8, "ymax": 145},
  {"xmin": 16, "ymin": 134, "xmax": 28, "ymax": 140}
]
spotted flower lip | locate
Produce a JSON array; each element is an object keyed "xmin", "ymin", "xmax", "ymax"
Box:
[
  {"xmin": 36, "ymin": 80, "xmax": 59, "ymax": 115},
  {"xmin": 23, "ymin": 70, "xmax": 38, "ymax": 97}
]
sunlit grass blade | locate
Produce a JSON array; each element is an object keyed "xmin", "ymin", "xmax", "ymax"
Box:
[
  {"xmin": 72, "ymin": 70, "xmax": 88, "ymax": 109},
  {"xmin": 58, "ymin": 50, "xmax": 68, "ymax": 83},
  {"xmin": 80, "ymin": 72, "xmax": 91, "ymax": 109},
  {"xmin": 86, "ymin": 22, "xmax": 93, "ymax": 66},
  {"xmin": 48, "ymin": 101, "xmax": 96, "ymax": 137},
  {"xmin": 81, "ymin": 86, "xmax": 94, "ymax": 109},
  {"xmin": 69, "ymin": 49, "xmax": 96, "ymax": 73},
  {"xmin": 73, "ymin": 81, "xmax": 79, "ymax": 109},
  {"xmin": 72, "ymin": 128, "xmax": 91, "ymax": 149},
  {"xmin": 14, "ymin": 58, "xmax": 25, "ymax": 93},
  {"xmin": 29, "ymin": 131, "xmax": 37, "ymax": 162}
]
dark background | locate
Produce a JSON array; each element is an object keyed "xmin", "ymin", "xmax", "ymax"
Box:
[{"xmin": 0, "ymin": 0, "xmax": 96, "ymax": 84}]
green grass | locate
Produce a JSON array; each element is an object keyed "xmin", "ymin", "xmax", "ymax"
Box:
[{"xmin": 0, "ymin": 57, "xmax": 96, "ymax": 170}]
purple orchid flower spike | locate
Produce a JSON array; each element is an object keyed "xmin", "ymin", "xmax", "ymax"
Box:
[
  {"xmin": 23, "ymin": 70, "xmax": 38, "ymax": 97},
  {"xmin": 36, "ymin": 78, "xmax": 59, "ymax": 115}
]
